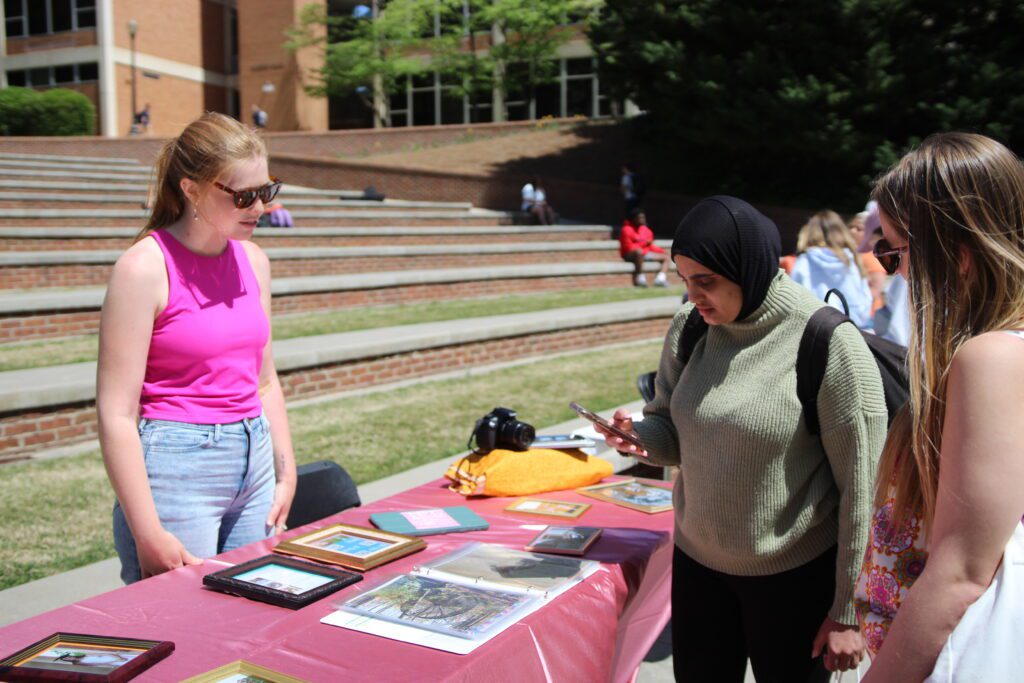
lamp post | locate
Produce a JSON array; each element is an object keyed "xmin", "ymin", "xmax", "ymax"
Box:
[{"xmin": 127, "ymin": 19, "xmax": 138, "ymax": 131}]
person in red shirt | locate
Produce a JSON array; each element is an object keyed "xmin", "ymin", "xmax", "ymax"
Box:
[{"xmin": 619, "ymin": 209, "xmax": 670, "ymax": 286}]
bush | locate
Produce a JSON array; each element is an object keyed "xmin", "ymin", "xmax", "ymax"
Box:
[
  {"xmin": 36, "ymin": 89, "xmax": 95, "ymax": 136},
  {"xmin": 0, "ymin": 87, "xmax": 39, "ymax": 136},
  {"xmin": 0, "ymin": 87, "xmax": 96, "ymax": 136}
]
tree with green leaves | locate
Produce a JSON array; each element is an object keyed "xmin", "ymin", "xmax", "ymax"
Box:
[
  {"xmin": 285, "ymin": 0, "xmax": 434, "ymax": 127},
  {"xmin": 288, "ymin": 0, "xmax": 600, "ymax": 126},
  {"xmin": 588, "ymin": 0, "xmax": 1024, "ymax": 209}
]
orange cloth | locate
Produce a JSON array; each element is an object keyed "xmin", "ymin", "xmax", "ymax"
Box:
[
  {"xmin": 445, "ymin": 447, "xmax": 613, "ymax": 497},
  {"xmin": 779, "ymin": 255, "xmax": 797, "ymax": 275}
]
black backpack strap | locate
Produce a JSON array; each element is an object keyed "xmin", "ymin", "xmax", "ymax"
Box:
[
  {"xmin": 678, "ymin": 307, "xmax": 709, "ymax": 365},
  {"xmin": 823, "ymin": 288, "xmax": 850, "ymax": 317},
  {"xmin": 797, "ymin": 306, "xmax": 849, "ymax": 435}
]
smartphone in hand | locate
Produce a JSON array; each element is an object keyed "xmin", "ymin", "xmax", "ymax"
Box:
[{"xmin": 569, "ymin": 402, "xmax": 645, "ymax": 450}]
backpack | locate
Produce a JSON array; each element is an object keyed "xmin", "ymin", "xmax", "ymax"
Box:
[{"xmin": 675, "ymin": 290, "xmax": 909, "ymax": 434}]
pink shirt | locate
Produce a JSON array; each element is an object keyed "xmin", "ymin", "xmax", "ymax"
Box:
[{"xmin": 140, "ymin": 230, "xmax": 269, "ymax": 423}]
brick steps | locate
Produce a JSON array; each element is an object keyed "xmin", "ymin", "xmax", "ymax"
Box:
[
  {"xmin": 0, "ymin": 195, "xmax": 475, "ymax": 211},
  {"xmin": 0, "ymin": 225, "xmax": 612, "ymax": 250},
  {"xmin": 0, "ymin": 212, "xmax": 513, "ymax": 227},
  {"xmin": 0, "ymin": 152, "xmax": 141, "ymax": 165},
  {"xmin": 0, "ymin": 240, "xmax": 655, "ymax": 288},
  {"xmin": 0, "ymin": 261, "xmax": 667, "ymax": 342},
  {"xmin": 0, "ymin": 297, "xmax": 679, "ymax": 458}
]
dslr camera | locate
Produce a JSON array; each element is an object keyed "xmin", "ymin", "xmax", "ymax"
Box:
[{"xmin": 469, "ymin": 407, "xmax": 536, "ymax": 454}]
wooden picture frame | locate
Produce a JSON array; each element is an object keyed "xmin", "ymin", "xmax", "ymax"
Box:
[
  {"xmin": 504, "ymin": 498, "xmax": 591, "ymax": 519},
  {"xmin": 524, "ymin": 526, "xmax": 603, "ymax": 556},
  {"xmin": 0, "ymin": 633, "xmax": 173, "ymax": 682},
  {"xmin": 181, "ymin": 659, "xmax": 307, "ymax": 683},
  {"xmin": 202, "ymin": 554, "xmax": 362, "ymax": 609},
  {"xmin": 273, "ymin": 523, "xmax": 426, "ymax": 571},
  {"xmin": 576, "ymin": 478, "xmax": 673, "ymax": 513}
]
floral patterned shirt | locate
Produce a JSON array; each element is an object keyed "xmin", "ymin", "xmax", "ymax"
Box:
[{"xmin": 853, "ymin": 487, "xmax": 928, "ymax": 656}]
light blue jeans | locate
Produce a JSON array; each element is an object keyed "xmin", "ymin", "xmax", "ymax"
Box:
[{"xmin": 113, "ymin": 414, "xmax": 275, "ymax": 584}]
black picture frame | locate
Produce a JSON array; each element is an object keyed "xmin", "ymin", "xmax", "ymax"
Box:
[
  {"xmin": 202, "ymin": 554, "xmax": 362, "ymax": 609},
  {"xmin": 0, "ymin": 633, "xmax": 174, "ymax": 682}
]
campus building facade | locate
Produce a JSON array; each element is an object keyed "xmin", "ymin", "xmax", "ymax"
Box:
[{"xmin": 0, "ymin": 0, "xmax": 612, "ymax": 137}]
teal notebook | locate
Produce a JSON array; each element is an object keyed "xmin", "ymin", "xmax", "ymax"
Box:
[{"xmin": 369, "ymin": 506, "xmax": 489, "ymax": 536}]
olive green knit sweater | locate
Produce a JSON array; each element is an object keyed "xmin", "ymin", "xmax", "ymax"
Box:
[{"xmin": 635, "ymin": 272, "xmax": 887, "ymax": 624}]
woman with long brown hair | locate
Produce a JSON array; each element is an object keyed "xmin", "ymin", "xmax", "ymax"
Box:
[
  {"xmin": 97, "ymin": 112, "xmax": 296, "ymax": 583},
  {"xmin": 855, "ymin": 132, "xmax": 1024, "ymax": 680}
]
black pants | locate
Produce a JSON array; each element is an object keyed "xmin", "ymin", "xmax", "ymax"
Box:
[{"xmin": 671, "ymin": 545, "xmax": 835, "ymax": 683}]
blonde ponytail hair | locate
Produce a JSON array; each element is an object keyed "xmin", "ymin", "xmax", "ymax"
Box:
[{"xmin": 135, "ymin": 112, "xmax": 266, "ymax": 243}]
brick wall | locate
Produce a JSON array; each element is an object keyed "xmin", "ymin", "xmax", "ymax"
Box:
[
  {"xmin": 0, "ymin": 270, "xmax": 643, "ymax": 343},
  {"xmin": 0, "ymin": 317, "xmax": 669, "ymax": 459},
  {"xmin": 0, "ymin": 229, "xmax": 610, "ymax": 252},
  {"xmin": 0, "ymin": 249, "xmax": 618, "ymax": 289}
]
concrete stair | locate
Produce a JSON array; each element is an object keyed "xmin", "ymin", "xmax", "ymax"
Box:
[{"xmin": 0, "ymin": 151, "xmax": 674, "ymax": 458}]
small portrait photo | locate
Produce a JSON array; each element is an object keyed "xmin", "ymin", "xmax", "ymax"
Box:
[
  {"xmin": 505, "ymin": 498, "xmax": 590, "ymax": 519},
  {"xmin": 525, "ymin": 526, "xmax": 602, "ymax": 556},
  {"xmin": 14, "ymin": 644, "xmax": 143, "ymax": 674},
  {"xmin": 305, "ymin": 531, "xmax": 394, "ymax": 559},
  {"xmin": 577, "ymin": 478, "xmax": 674, "ymax": 513},
  {"xmin": 273, "ymin": 524, "xmax": 425, "ymax": 571},
  {"xmin": 232, "ymin": 563, "xmax": 335, "ymax": 596}
]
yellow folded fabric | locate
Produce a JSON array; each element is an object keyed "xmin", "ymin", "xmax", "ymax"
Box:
[{"xmin": 445, "ymin": 447, "xmax": 613, "ymax": 497}]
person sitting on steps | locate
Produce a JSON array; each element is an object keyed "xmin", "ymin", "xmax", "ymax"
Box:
[{"xmin": 619, "ymin": 208, "xmax": 670, "ymax": 287}]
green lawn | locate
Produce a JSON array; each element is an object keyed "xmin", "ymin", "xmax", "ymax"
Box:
[
  {"xmin": 0, "ymin": 340, "xmax": 662, "ymax": 590},
  {"xmin": 0, "ymin": 287, "xmax": 677, "ymax": 372}
]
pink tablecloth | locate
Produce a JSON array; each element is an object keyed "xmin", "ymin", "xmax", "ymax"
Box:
[{"xmin": 0, "ymin": 476, "xmax": 673, "ymax": 682}]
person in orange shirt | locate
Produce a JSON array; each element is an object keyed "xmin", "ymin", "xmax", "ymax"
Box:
[
  {"xmin": 850, "ymin": 208, "xmax": 888, "ymax": 314},
  {"xmin": 619, "ymin": 208, "xmax": 670, "ymax": 287}
]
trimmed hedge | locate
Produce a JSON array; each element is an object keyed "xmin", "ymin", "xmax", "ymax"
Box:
[{"xmin": 0, "ymin": 87, "xmax": 96, "ymax": 136}]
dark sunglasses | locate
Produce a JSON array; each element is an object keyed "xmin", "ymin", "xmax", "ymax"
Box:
[
  {"xmin": 873, "ymin": 238, "xmax": 909, "ymax": 275},
  {"xmin": 213, "ymin": 176, "xmax": 282, "ymax": 209}
]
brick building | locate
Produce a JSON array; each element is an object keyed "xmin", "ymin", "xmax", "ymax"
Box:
[{"xmin": 1, "ymin": 0, "xmax": 618, "ymax": 137}]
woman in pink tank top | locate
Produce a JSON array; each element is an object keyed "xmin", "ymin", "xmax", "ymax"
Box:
[
  {"xmin": 97, "ymin": 113, "xmax": 297, "ymax": 583},
  {"xmin": 853, "ymin": 133, "xmax": 1024, "ymax": 681}
]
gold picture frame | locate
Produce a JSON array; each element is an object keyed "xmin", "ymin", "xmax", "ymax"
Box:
[
  {"xmin": 504, "ymin": 498, "xmax": 590, "ymax": 519},
  {"xmin": 181, "ymin": 660, "xmax": 307, "ymax": 683},
  {"xmin": 576, "ymin": 478, "xmax": 673, "ymax": 513},
  {"xmin": 273, "ymin": 523, "xmax": 425, "ymax": 571}
]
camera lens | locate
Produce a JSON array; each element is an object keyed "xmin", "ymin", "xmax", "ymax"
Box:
[{"xmin": 499, "ymin": 419, "xmax": 535, "ymax": 451}]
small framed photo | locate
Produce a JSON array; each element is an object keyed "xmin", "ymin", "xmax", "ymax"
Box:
[
  {"xmin": 273, "ymin": 523, "xmax": 426, "ymax": 571},
  {"xmin": 202, "ymin": 554, "xmax": 362, "ymax": 609},
  {"xmin": 181, "ymin": 659, "xmax": 307, "ymax": 683},
  {"xmin": 0, "ymin": 633, "xmax": 173, "ymax": 682},
  {"xmin": 576, "ymin": 478, "xmax": 673, "ymax": 513},
  {"xmin": 525, "ymin": 526, "xmax": 603, "ymax": 556},
  {"xmin": 504, "ymin": 498, "xmax": 591, "ymax": 519}
]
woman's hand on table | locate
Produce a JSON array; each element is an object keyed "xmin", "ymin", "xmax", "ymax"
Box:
[
  {"xmin": 136, "ymin": 528, "xmax": 203, "ymax": 579},
  {"xmin": 811, "ymin": 617, "xmax": 865, "ymax": 672},
  {"xmin": 267, "ymin": 475, "xmax": 297, "ymax": 536},
  {"xmin": 594, "ymin": 408, "xmax": 648, "ymax": 458}
]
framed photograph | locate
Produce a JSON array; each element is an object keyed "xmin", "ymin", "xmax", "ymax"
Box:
[
  {"xmin": 273, "ymin": 523, "xmax": 426, "ymax": 571},
  {"xmin": 525, "ymin": 526, "xmax": 603, "ymax": 556},
  {"xmin": 0, "ymin": 633, "xmax": 173, "ymax": 682},
  {"xmin": 181, "ymin": 659, "xmax": 307, "ymax": 683},
  {"xmin": 504, "ymin": 498, "xmax": 590, "ymax": 519},
  {"xmin": 202, "ymin": 555, "xmax": 362, "ymax": 609},
  {"xmin": 576, "ymin": 478, "xmax": 673, "ymax": 513}
]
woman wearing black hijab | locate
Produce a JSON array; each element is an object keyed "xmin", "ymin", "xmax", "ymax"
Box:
[{"xmin": 597, "ymin": 197, "xmax": 886, "ymax": 682}]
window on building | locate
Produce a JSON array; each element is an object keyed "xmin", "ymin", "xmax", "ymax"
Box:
[
  {"xmin": 54, "ymin": 64, "xmax": 75, "ymax": 83},
  {"xmin": 5, "ymin": 0, "xmax": 26, "ymax": 37},
  {"xmin": 77, "ymin": 62, "xmax": 98, "ymax": 82},
  {"xmin": 565, "ymin": 77, "xmax": 594, "ymax": 117},
  {"xmin": 77, "ymin": 0, "xmax": 96, "ymax": 29},
  {"xmin": 565, "ymin": 57, "xmax": 594, "ymax": 77},
  {"xmin": 8, "ymin": 62, "xmax": 98, "ymax": 87},
  {"xmin": 6, "ymin": 70, "xmax": 27, "ymax": 87},
  {"xmin": 51, "ymin": 0, "xmax": 73, "ymax": 32},
  {"xmin": 4, "ymin": 0, "xmax": 97, "ymax": 37},
  {"xmin": 534, "ymin": 82, "xmax": 560, "ymax": 119}
]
